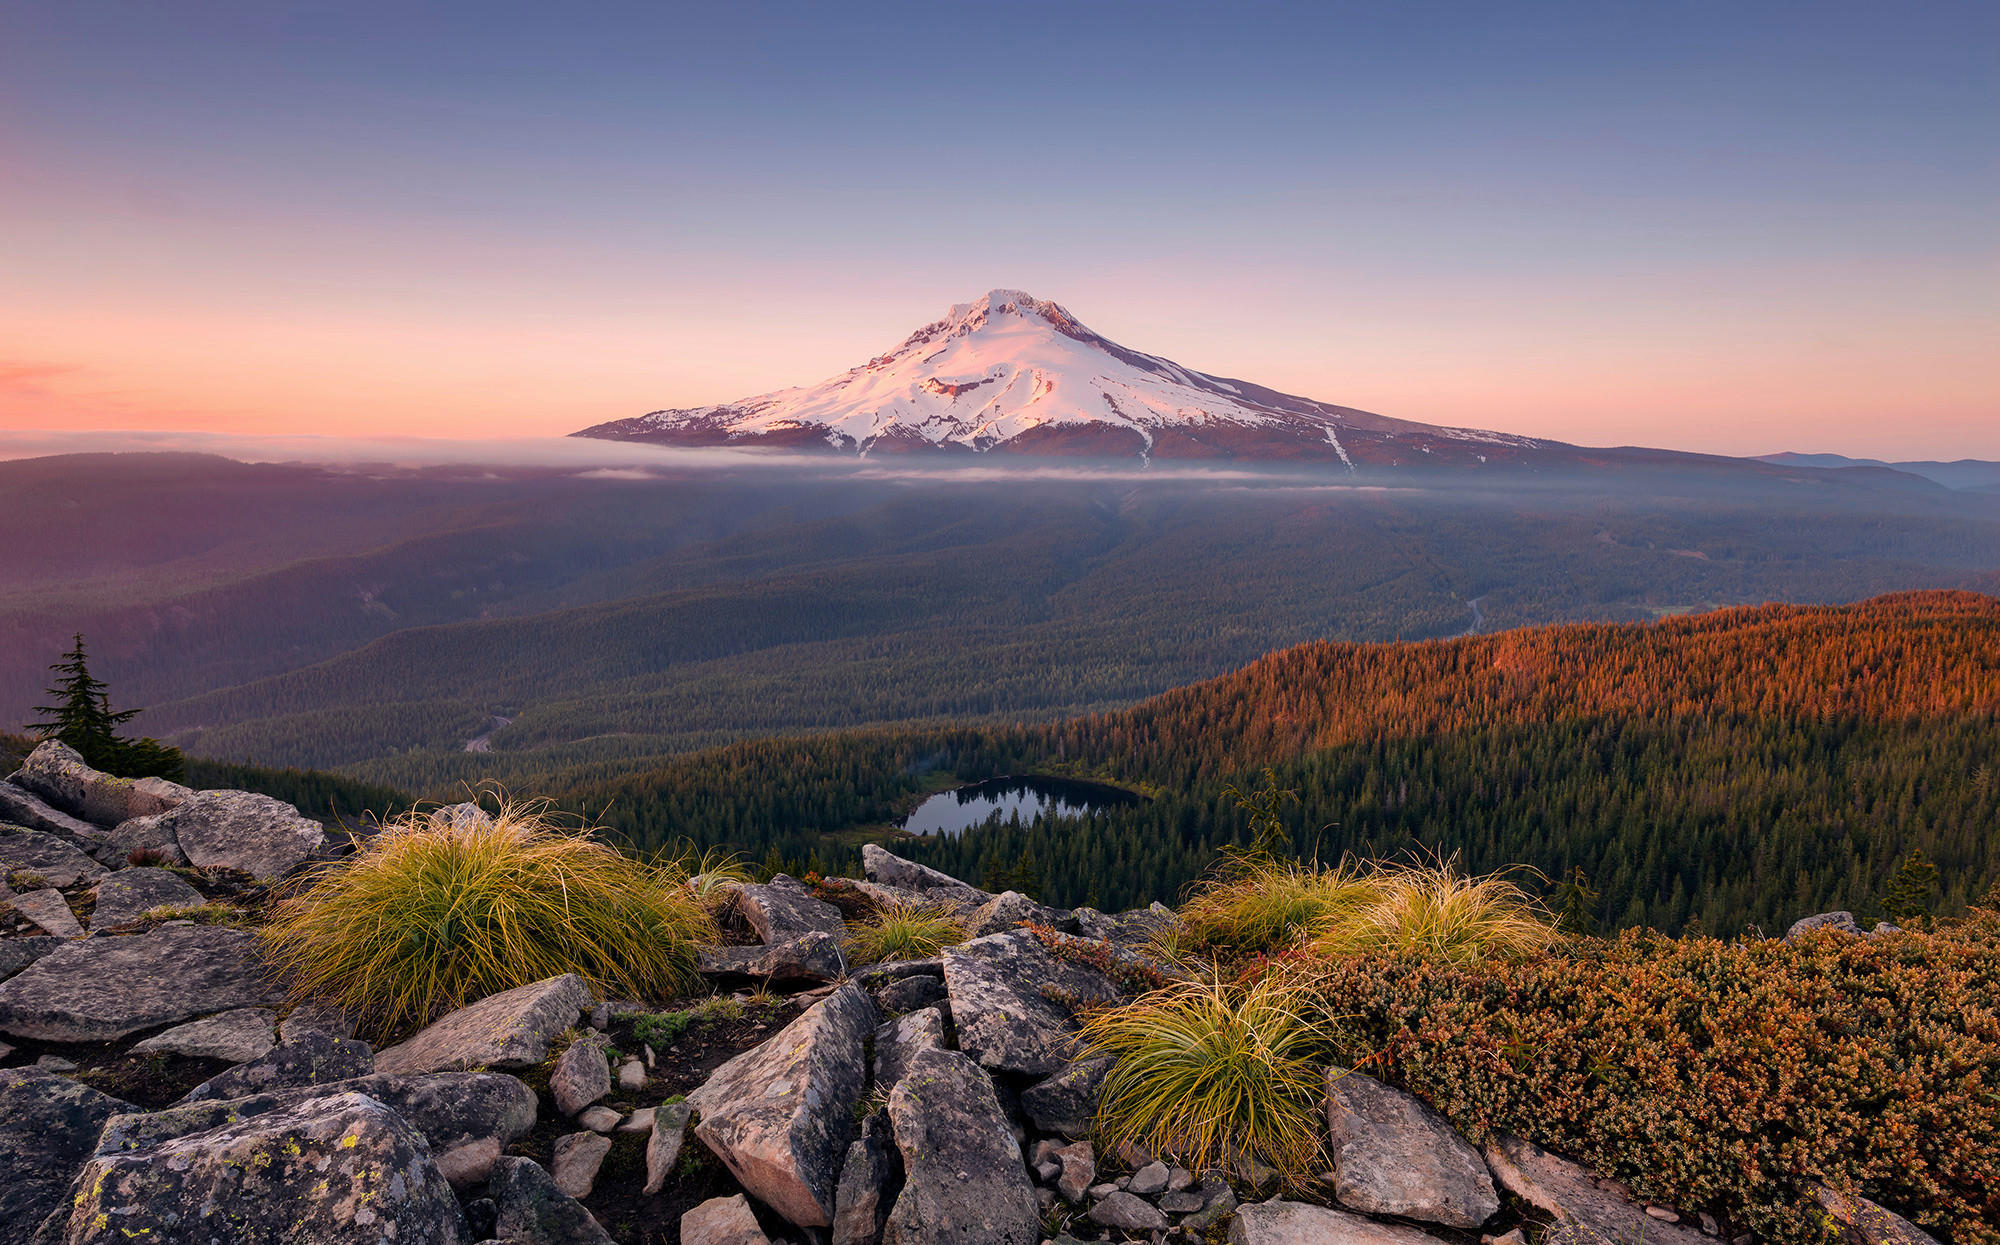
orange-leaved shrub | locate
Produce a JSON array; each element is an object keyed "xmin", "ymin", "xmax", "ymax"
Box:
[{"xmin": 1295, "ymin": 909, "xmax": 2000, "ymax": 1243}]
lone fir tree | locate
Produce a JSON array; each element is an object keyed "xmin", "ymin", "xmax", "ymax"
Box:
[
  {"xmin": 31, "ymin": 634, "xmax": 183, "ymax": 781},
  {"xmin": 1551, "ymin": 867, "xmax": 1600, "ymax": 936},
  {"xmin": 1223, "ymin": 767, "xmax": 1299, "ymax": 860},
  {"xmin": 1880, "ymin": 847, "xmax": 1940, "ymax": 925}
]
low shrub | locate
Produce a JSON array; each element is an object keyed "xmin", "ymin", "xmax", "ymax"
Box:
[
  {"xmin": 844, "ymin": 901, "xmax": 965, "ymax": 964},
  {"xmin": 1296, "ymin": 911, "xmax": 2000, "ymax": 1243},
  {"xmin": 1080, "ymin": 972, "xmax": 1335, "ymax": 1181},
  {"xmin": 629, "ymin": 996, "xmax": 745, "ymax": 1049},
  {"xmin": 261, "ymin": 803, "xmax": 716, "ymax": 1041}
]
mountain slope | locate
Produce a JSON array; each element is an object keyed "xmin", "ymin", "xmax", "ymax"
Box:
[{"xmin": 576, "ymin": 289, "xmax": 1611, "ymax": 467}]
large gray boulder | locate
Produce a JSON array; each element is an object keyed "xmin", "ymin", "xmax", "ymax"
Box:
[
  {"xmin": 0, "ymin": 780, "xmax": 101, "ymax": 839},
  {"xmin": 486, "ymin": 1156, "xmax": 613, "ymax": 1245},
  {"xmin": 1810, "ymin": 1184, "xmax": 1944, "ymax": 1245},
  {"xmin": 374, "ymin": 974, "xmax": 591, "ymax": 1075},
  {"xmin": 99, "ymin": 1071, "xmax": 537, "ymax": 1187},
  {"xmin": 942, "ymin": 930, "xmax": 1121, "ymax": 1076},
  {"xmin": 736, "ymin": 874, "xmax": 847, "ymax": 942},
  {"xmin": 1228, "ymin": 1198, "xmax": 1451, "ymax": 1243},
  {"xmin": 1482, "ymin": 1133, "xmax": 1710, "ymax": 1245},
  {"xmin": 686, "ymin": 983, "xmax": 875, "ymax": 1228},
  {"xmin": 91, "ymin": 813, "xmax": 187, "ymax": 868},
  {"xmin": 177, "ymin": 1028, "xmax": 375, "ymax": 1103},
  {"xmin": 1325, "ymin": 1070, "xmax": 1498, "ymax": 1228},
  {"xmin": 58, "ymin": 1090, "xmax": 468, "ymax": 1244},
  {"xmin": 882, "ymin": 1047, "xmax": 1040, "ymax": 1245},
  {"xmin": 0, "ymin": 827, "xmax": 105, "ymax": 888},
  {"xmin": 1786, "ymin": 911, "xmax": 1864, "ymax": 941},
  {"xmin": 0, "ymin": 1069, "xmax": 134, "ymax": 1245},
  {"xmin": 964, "ymin": 890, "xmax": 1065, "ymax": 937},
  {"xmin": 88, "ymin": 866, "xmax": 203, "ymax": 929},
  {"xmin": 155, "ymin": 790, "xmax": 327, "ymax": 880},
  {"xmin": 0, "ymin": 924, "xmax": 283, "ymax": 1042},
  {"xmin": 131, "ymin": 1007, "xmax": 278, "ymax": 1062},
  {"xmin": 861, "ymin": 845, "xmax": 991, "ymax": 910},
  {"xmin": 10, "ymin": 741, "xmax": 192, "ymax": 828},
  {"xmin": 873, "ymin": 1004, "xmax": 949, "ymax": 1092},
  {"xmin": 698, "ymin": 930, "xmax": 846, "ymax": 983}
]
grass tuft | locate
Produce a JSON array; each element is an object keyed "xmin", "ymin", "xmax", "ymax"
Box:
[
  {"xmin": 1081, "ymin": 972, "xmax": 1335, "ymax": 1180},
  {"xmin": 843, "ymin": 900, "xmax": 965, "ymax": 965},
  {"xmin": 260, "ymin": 802, "xmax": 716, "ymax": 1042},
  {"xmin": 1176, "ymin": 857, "xmax": 1380, "ymax": 956}
]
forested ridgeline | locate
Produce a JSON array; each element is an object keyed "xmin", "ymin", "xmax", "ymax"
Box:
[{"xmin": 565, "ymin": 592, "xmax": 2000, "ymax": 936}]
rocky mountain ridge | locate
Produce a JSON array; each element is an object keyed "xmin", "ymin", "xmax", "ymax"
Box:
[{"xmin": 0, "ymin": 742, "xmax": 1945, "ymax": 1245}]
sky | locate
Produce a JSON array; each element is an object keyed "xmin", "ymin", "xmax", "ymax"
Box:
[{"xmin": 2, "ymin": 1, "xmax": 1995, "ymax": 459}]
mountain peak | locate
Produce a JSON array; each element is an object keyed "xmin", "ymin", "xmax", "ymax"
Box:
[{"xmin": 573, "ymin": 290, "xmax": 1556, "ymax": 467}]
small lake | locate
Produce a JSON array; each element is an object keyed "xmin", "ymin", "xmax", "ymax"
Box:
[{"xmin": 900, "ymin": 775, "xmax": 1139, "ymax": 838}]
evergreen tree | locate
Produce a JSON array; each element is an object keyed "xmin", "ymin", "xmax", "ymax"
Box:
[
  {"xmin": 1880, "ymin": 848, "xmax": 1940, "ymax": 924},
  {"xmin": 1223, "ymin": 767, "xmax": 1298, "ymax": 860},
  {"xmin": 29, "ymin": 635, "xmax": 183, "ymax": 781},
  {"xmin": 1552, "ymin": 867, "xmax": 1600, "ymax": 936}
]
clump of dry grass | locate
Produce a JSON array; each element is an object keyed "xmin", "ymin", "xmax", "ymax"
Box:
[
  {"xmin": 1080, "ymin": 972, "xmax": 1335, "ymax": 1180},
  {"xmin": 260, "ymin": 802, "xmax": 716, "ymax": 1042},
  {"xmin": 1176, "ymin": 855, "xmax": 1553, "ymax": 965},
  {"xmin": 844, "ymin": 900, "xmax": 965, "ymax": 964}
]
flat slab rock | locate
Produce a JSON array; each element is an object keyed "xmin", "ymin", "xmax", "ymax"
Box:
[
  {"xmin": 59, "ymin": 1090, "xmax": 468, "ymax": 1245},
  {"xmin": 942, "ymin": 929, "xmax": 1122, "ymax": 1077},
  {"xmin": 699, "ymin": 930, "xmax": 846, "ymax": 983},
  {"xmin": 0, "ymin": 923, "xmax": 284, "ymax": 1042},
  {"xmin": 177, "ymin": 1028, "xmax": 376, "ymax": 1103},
  {"xmin": 0, "ymin": 936, "xmax": 63, "ymax": 984},
  {"xmin": 1228, "ymin": 1198, "xmax": 1452, "ymax": 1243},
  {"xmin": 0, "ymin": 826, "xmax": 106, "ymax": 888},
  {"xmin": 99, "ymin": 1070, "xmax": 538, "ymax": 1188},
  {"xmin": 10, "ymin": 888, "xmax": 83, "ymax": 938},
  {"xmin": 882, "ymin": 1046, "xmax": 1041, "ymax": 1245},
  {"xmin": 872, "ymin": 1003, "xmax": 949, "ymax": 1092},
  {"xmin": 1325, "ymin": 1070, "xmax": 1499, "ymax": 1228},
  {"xmin": 0, "ymin": 780, "xmax": 102, "ymax": 839},
  {"xmin": 10, "ymin": 740, "xmax": 192, "ymax": 828},
  {"xmin": 0, "ymin": 1068, "xmax": 135, "ymax": 1245},
  {"xmin": 861, "ymin": 844, "xmax": 992, "ymax": 910},
  {"xmin": 687, "ymin": 983, "xmax": 875, "ymax": 1229},
  {"xmin": 89, "ymin": 866, "xmax": 204, "ymax": 928},
  {"xmin": 735, "ymin": 874, "xmax": 847, "ymax": 941},
  {"xmin": 374, "ymin": 973, "xmax": 591, "ymax": 1075},
  {"xmin": 1483, "ymin": 1133, "xmax": 1710, "ymax": 1245},
  {"xmin": 131, "ymin": 1006, "xmax": 278, "ymax": 1063}
]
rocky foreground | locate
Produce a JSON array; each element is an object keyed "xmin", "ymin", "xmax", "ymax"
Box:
[{"xmin": 0, "ymin": 742, "xmax": 1942, "ymax": 1245}]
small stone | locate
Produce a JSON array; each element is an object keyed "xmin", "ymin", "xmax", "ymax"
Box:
[
  {"xmin": 552, "ymin": 1129, "xmax": 613, "ymax": 1199},
  {"xmin": 1089, "ymin": 1182, "xmax": 1120, "ymax": 1199},
  {"xmin": 11, "ymin": 889, "xmax": 83, "ymax": 938},
  {"xmin": 551, "ymin": 1035, "xmax": 612, "ymax": 1116},
  {"xmin": 619, "ymin": 1105, "xmax": 656, "ymax": 1133},
  {"xmin": 1128, "ymin": 1160, "xmax": 1170, "ymax": 1196},
  {"xmin": 618, "ymin": 1059, "xmax": 646, "ymax": 1092},
  {"xmin": 1167, "ymin": 1166, "xmax": 1195, "ymax": 1192},
  {"xmin": 488, "ymin": 1155, "xmax": 614, "ymax": 1244},
  {"xmin": 590, "ymin": 1002, "xmax": 611, "ymax": 1030},
  {"xmin": 1089, "ymin": 1190, "xmax": 1170, "ymax": 1232},
  {"xmin": 1483, "ymin": 1231, "xmax": 1528, "ymax": 1245},
  {"xmin": 1030, "ymin": 1139, "xmax": 1063, "ymax": 1165},
  {"xmin": 35, "ymin": 1054, "xmax": 77, "ymax": 1072},
  {"xmin": 1036, "ymin": 1160, "xmax": 1062, "ymax": 1184},
  {"xmin": 1649, "ymin": 1206, "xmax": 1681, "ymax": 1223},
  {"xmin": 1159, "ymin": 1191, "xmax": 1204, "ymax": 1214},
  {"xmin": 643, "ymin": 1100, "xmax": 692, "ymax": 1195},
  {"xmin": 683, "ymin": 1192, "xmax": 771, "ymax": 1245},
  {"xmin": 578, "ymin": 1104, "xmax": 622, "ymax": 1133},
  {"xmin": 1700, "ymin": 1213, "xmax": 1721, "ymax": 1236}
]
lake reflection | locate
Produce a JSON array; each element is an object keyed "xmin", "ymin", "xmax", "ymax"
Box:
[{"xmin": 900, "ymin": 775, "xmax": 1137, "ymax": 838}]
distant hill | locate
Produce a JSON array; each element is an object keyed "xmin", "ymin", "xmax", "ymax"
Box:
[
  {"xmin": 1758, "ymin": 451, "xmax": 2000, "ymax": 491},
  {"xmin": 568, "ymin": 591, "xmax": 2000, "ymax": 937}
]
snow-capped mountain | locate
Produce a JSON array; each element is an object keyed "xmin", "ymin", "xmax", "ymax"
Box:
[{"xmin": 571, "ymin": 290, "xmax": 1562, "ymax": 467}]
